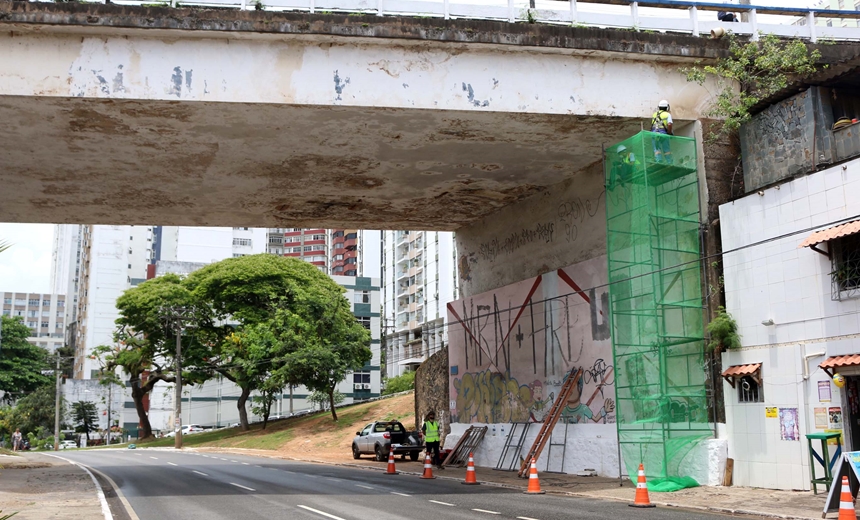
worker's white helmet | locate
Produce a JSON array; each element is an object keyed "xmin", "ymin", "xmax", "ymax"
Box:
[
  {"xmin": 658, "ymin": 99, "xmax": 670, "ymax": 110},
  {"xmin": 617, "ymin": 145, "xmax": 627, "ymax": 153}
]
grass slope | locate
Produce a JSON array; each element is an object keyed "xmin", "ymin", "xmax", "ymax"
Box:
[{"xmin": 138, "ymin": 392, "xmax": 416, "ymax": 454}]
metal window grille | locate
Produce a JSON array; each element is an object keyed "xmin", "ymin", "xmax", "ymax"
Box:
[
  {"xmin": 830, "ymin": 234, "xmax": 860, "ymax": 300},
  {"xmin": 738, "ymin": 375, "xmax": 763, "ymax": 403}
]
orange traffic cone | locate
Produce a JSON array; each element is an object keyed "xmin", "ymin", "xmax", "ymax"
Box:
[
  {"xmin": 384, "ymin": 448, "xmax": 399, "ymax": 475},
  {"xmin": 523, "ymin": 457, "xmax": 545, "ymax": 494},
  {"xmin": 420, "ymin": 453, "xmax": 436, "ymax": 479},
  {"xmin": 462, "ymin": 452, "xmax": 479, "ymax": 485},
  {"xmin": 838, "ymin": 476, "xmax": 856, "ymax": 520},
  {"xmin": 629, "ymin": 463, "xmax": 655, "ymax": 508}
]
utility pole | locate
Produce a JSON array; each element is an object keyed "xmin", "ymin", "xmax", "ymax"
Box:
[
  {"xmin": 106, "ymin": 382, "xmax": 112, "ymax": 446},
  {"xmin": 160, "ymin": 305, "xmax": 195, "ymax": 450},
  {"xmin": 53, "ymin": 353, "xmax": 61, "ymax": 451}
]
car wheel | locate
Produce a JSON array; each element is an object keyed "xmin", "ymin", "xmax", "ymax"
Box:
[
  {"xmin": 410, "ymin": 451, "xmax": 419, "ymax": 461},
  {"xmin": 374, "ymin": 445, "xmax": 386, "ymax": 462},
  {"xmin": 352, "ymin": 444, "xmax": 361, "ymax": 459}
]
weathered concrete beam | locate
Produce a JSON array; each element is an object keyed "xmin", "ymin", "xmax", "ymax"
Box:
[{"xmin": 0, "ymin": 0, "xmax": 731, "ymax": 60}]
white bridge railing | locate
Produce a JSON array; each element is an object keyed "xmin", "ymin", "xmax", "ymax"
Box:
[{"xmin": 100, "ymin": 0, "xmax": 860, "ymax": 43}]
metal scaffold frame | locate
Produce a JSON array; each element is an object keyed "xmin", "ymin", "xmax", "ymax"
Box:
[{"xmin": 604, "ymin": 131, "xmax": 712, "ymax": 486}]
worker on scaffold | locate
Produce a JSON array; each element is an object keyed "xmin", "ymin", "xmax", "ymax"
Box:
[{"xmin": 651, "ymin": 99, "xmax": 674, "ymax": 164}]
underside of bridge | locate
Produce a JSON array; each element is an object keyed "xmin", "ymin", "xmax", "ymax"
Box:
[{"xmin": 1, "ymin": 95, "xmax": 644, "ymax": 230}]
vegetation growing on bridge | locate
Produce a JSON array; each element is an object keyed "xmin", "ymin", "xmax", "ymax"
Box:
[{"xmin": 682, "ymin": 33, "xmax": 821, "ymax": 140}]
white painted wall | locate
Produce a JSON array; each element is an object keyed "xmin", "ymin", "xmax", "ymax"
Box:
[{"xmin": 719, "ymin": 156, "xmax": 860, "ymax": 490}]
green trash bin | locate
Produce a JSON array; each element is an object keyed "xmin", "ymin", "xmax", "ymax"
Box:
[{"xmin": 807, "ymin": 432, "xmax": 842, "ymax": 495}]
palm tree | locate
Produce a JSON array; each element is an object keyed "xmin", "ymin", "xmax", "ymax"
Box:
[{"xmin": 0, "ymin": 240, "xmax": 10, "ymax": 254}]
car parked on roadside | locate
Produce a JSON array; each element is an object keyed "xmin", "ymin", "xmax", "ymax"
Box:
[
  {"xmin": 352, "ymin": 421, "xmax": 424, "ymax": 462},
  {"xmin": 59, "ymin": 440, "xmax": 77, "ymax": 449},
  {"xmin": 164, "ymin": 424, "xmax": 206, "ymax": 437}
]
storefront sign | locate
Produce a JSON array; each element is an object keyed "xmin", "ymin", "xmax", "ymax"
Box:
[
  {"xmin": 765, "ymin": 407, "xmax": 778, "ymax": 418},
  {"xmin": 819, "ymin": 380, "xmax": 832, "ymax": 402}
]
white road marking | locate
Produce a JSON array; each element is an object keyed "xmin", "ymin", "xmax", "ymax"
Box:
[
  {"xmin": 356, "ymin": 484, "xmax": 373, "ymax": 490},
  {"xmin": 473, "ymin": 510, "xmax": 501, "ymax": 515},
  {"xmin": 242, "ymin": 462, "xmax": 250, "ymax": 465},
  {"xmin": 297, "ymin": 505, "xmax": 346, "ymax": 520},
  {"xmin": 230, "ymin": 460, "xmax": 238, "ymax": 463},
  {"xmin": 326, "ymin": 477, "xmax": 342, "ymax": 482},
  {"xmin": 391, "ymin": 492, "xmax": 411, "ymax": 497},
  {"xmin": 229, "ymin": 482, "xmax": 256, "ymax": 491},
  {"xmin": 220, "ymin": 458, "xmax": 229, "ymax": 461},
  {"xmin": 193, "ymin": 470, "xmax": 209, "ymax": 476},
  {"xmin": 149, "ymin": 457, "xmax": 158, "ymax": 460},
  {"xmin": 429, "ymin": 500, "xmax": 455, "ymax": 506},
  {"xmin": 517, "ymin": 517, "xmax": 541, "ymax": 520},
  {"xmin": 167, "ymin": 462, "xmax": 178, "ymax": 466}
]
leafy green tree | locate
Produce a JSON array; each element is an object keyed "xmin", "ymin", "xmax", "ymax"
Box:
[
  {"xmin": 274, "ymin": 290, "xmax": 372, "ymax": 421},
  {"xmin": 70, "ymin": 401, "xmax": 99, "ymax": 442},
  {"xmin": 682, "ymin": 34, "xmax": 821, "ymax": 140},
  {"xmin": 185, "ymin": 255, "xmax": 362, "ymax": 428},
  {"xmin": 707, "ymin": 306, "xmax": 741, "ymax": 353},
  {"xmin": 0, "ymin": 316, "xmax": 51, "ymax": 403},
  {"xmin": 95, "ymin": 274, "xmax": 206, "ymax": 439},
  {"xmin": 0, "ymin": 386, "xmax": 62, "ymax": 438},
  {"xmin": 251, "ymin": 380, "xmax": 284, "ymax": 430},
  {"xmin": 382, "ymin": 371, "xmax": 415, "ymax": 395},
  {"xmin": 308, "ymin": 390, "xmax": 344, "ymax": 411}
]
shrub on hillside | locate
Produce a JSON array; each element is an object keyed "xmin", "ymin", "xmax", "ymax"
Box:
[{"xmin": 382, "ymin": 371, "xmax": 415, "ymax": 395}]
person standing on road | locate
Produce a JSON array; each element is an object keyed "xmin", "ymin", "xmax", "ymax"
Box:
[
  {"xmin": 420, "ymin": 411, "xmax": 443, "ymax": 470},
  {"xmin": 11, "ymin": 428, "xmax": 22, "ymax": 452}
]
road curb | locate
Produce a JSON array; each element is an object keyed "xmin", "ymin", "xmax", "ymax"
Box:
[{"xmin": 41, "ymin": 453, "xmax": 113, "ymax": 520}]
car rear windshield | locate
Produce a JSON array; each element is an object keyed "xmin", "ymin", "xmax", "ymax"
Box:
[{"xmin": 373, "ymin": 423, "xmax": 403, "ymax": 433}]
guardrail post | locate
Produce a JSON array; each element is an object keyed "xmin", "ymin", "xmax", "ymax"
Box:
[
  {"xmin": 309, "ymin": 0, "xmax": 315, "ymax": 14},
  {"xmin": 689, "ymin": 5, "xmax": 699, "ymax": 37},
  {"xmin": 378, "ymin": 0, "xmax": 383, "ymax": 16},
  {"xmin": 750, "ymin": 8, "xmax": 758, "ymax": 40},
  {"xmin": 508, "ymin": 0, "xmax": 515, "ymax": 23},
  {"xmin": 807, "ymin": 11, "xmax": 817, "ymax": 42},
  {"xmin": 240, "ymin": 0, "xmax": 247, "ymax": 9},
  {"xmin": 444, "ymin": 0, "xmax": 450, "ymax": 20},
  {"xmin": 570, "ymin": 0, "xmax": 577, "ymax": 24},
  {"xmin": 631, "ymin": 1, "xmax": 639, "ymax": 30}
]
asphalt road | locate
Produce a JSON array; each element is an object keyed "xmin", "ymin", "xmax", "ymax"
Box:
[{"xmin": 61, "ymin": 449, "xmax": 734, "ymax": 520}]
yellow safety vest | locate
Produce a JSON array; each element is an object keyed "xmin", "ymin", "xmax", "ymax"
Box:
[
  {"xmin": 651, "ymin": 110, "xmax": 671, "ymax": 134},
  {"xmin": 424, "ymin": 421, "xmax": 440, "ymax": 442}
]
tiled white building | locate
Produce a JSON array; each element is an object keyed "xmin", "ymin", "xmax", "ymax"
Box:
[
  {"xmin": 720, "ymin": 158, "xmax": 860, "ymax": 490},
  {"xmin": 382, "ymin": 231, "xmax": 457, "ymax": 378}
]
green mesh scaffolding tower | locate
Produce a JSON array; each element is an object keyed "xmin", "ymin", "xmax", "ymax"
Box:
[{"xmin": 605, "ymin": 131, "xmax": 712, "ymax": 487}]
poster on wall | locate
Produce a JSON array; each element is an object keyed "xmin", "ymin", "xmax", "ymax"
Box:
[
  {"xmin": 779, "ymin": 408, "xmax": 800, "ymax": 441},
  {"xmin": 830, "ymin": 407, "xmax": 844, "ymax": 429},
  {"xmin": 819, "ymin": 381, "xmax": 832, "ymax": 402},
  {"xmin": 815, "ymin": 407, "xmax": 829, "ymax": 429},
  {"xmin": 765, "ymin": 407, "xmax": 778, "ymax": 418}
]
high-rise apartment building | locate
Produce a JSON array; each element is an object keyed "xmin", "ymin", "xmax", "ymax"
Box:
[
  {"xmin": 70, "ymin": 225, "xmax": 153, "ymax": 379},
  {"xmin": 0, "ymin": 292, "xmax": 66, "ymax": 352},
  {"xmin": 267, "ymin": 228, "xmax": 329, "ymax": 272},
  {"xmin": 382, "ymin": 231, "xmax": 457, "ymax": 378}
]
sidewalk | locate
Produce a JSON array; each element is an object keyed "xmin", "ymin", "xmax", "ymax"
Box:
[
  {"xmin": 0, "ymin": 452, "xmax": 104, "ymax": 520},
  {"xmin": 193, "ymin": 446, "xmax": 832, "ymax": 520}
]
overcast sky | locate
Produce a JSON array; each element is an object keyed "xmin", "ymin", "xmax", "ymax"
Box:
[{"xmin": 0, "ymin": 0, "xmax": 831, "ymax": 294}]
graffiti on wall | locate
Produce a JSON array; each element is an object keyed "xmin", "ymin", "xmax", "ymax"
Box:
[{"xmin": 448, "ymin": 256, "xmax": 615, "ymax": 424}]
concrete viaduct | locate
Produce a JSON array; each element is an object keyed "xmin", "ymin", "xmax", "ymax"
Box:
[{"xmin": 1, "ymin": 1, "xmax": 856, "ymax": 297}]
